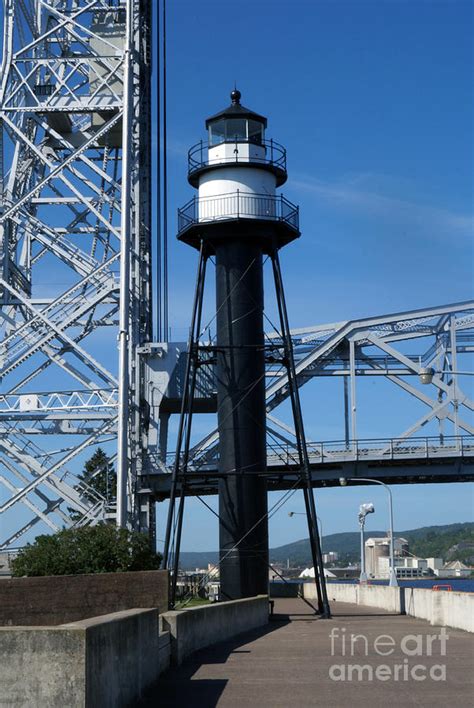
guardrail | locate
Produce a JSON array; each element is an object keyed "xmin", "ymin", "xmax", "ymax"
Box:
[
  {"xmin": 178, "ymin": 191, "xmax": 299, "ymax": 236},
  {"xmin": 266, "ymin": 435, "xmax": 473, "ymax": 466},
  {"xmin": 188, "ymin": 138, "xmax": 287, "ymax": 176},
  {"xmin": 167, "ymin": 435, "xmax": 474, "ymax": 472}
]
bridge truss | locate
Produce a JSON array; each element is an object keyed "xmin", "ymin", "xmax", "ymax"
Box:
[
  {"xmin": 0, "ymin": 0, "xmax": 153, "ymax": 548},
  {"xmin": 144, "ymin": 300, "xmax": 474, "ymax": 497}
]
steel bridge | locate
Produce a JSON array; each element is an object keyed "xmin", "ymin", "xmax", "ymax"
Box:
[
  {"xmin": 0, "ymin": 1, "xmax": 473, "ymax": 550},
  {"xmin": 147, "ymin": 435, "xmax": 474, "ymax": 498}
]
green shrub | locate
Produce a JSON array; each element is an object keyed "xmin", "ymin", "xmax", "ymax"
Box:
[{"xmin": 11, "ymin": 524, "xmax": 162, "ymax": 577}]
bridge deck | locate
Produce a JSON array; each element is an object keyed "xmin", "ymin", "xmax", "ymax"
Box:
[
  {"xmin": 145, "ymin": 454, "xmax": 474, "ymax": 498},
  {"xmin": 145, "ymin": 598, "xmax": 473, "ymax": 707}
]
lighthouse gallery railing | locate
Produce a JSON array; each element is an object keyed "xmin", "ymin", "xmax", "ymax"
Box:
[
  {"xmin": 178, "ymin": 192, "xmax": 299, "ymax": 235},
  {"xmin": 188, "ymin": 138, "xmax": 287, "ymax": 176}
]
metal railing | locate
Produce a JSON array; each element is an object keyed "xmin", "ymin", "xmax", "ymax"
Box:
[
  {"xmin": 178, "ymin": 191, "xmax": 299, "ymax": 235},
  {"xmin": 188, "ymin": 138, "xmax": 287, "ymax": 176},
  {"xmin": 267, "ymin": 435, "xmax": 474, "ymax": 466},
  {"xmin": 164, "ymin": 435, "xmax": 474, "ymax": 472}
]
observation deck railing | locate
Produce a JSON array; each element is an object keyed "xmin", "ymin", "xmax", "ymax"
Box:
[
  {"xmin": 177, "ymin": 191, "xmax": 299, "ymax": 236},
  {"xmin": 188, "ymin": 138, "xmax": 287, "ymax": 177}
]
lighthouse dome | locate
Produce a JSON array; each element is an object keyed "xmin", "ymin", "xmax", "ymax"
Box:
[{"xmin": 205, "ymin": 89, "xmax": 267, "ymax": 146}]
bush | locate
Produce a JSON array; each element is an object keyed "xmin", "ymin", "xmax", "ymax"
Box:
[{"xmin": 11, "ymin": 524, "xmax": 162, "ymax": 577}]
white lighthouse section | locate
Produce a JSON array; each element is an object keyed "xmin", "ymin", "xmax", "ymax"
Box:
[{"xmin": 198, "ymin": 163, "xmax": 277, "ymax": 222}]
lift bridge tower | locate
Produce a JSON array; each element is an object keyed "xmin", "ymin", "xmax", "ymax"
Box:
[{"xmin": 0, "ymin": 0, "xmax": 155, "ymax": 543}]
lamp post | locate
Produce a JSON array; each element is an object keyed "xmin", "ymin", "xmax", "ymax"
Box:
[
  {"xmin": 288, "ymin": 511, "xmax": 323, "ymax": 543},
  {"xmin": 358, "ymin": 503, "xmax": 375, "ymax": 582},
  {"xmin": 340, "ymin": 477, "xmax": 399, "ymax": 587}
]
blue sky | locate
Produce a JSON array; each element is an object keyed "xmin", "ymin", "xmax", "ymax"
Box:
[
  {"xmin": 165, "ymin": 0, "xmax": 472, "ymax": 342},
  {"xmin": 160, "ymin": 0, "xmax": 474, "ymax": 551}
]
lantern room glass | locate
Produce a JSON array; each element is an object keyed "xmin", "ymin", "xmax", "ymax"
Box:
[{"xmin": 209, "ymin": 118, "xmax": 265, "ymax": 146}]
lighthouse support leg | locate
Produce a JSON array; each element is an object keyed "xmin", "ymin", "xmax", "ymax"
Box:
[
  {"xmin": 163, "ymin": 243, "xmax": 208, "ymax": 606},
  {"xmin": 271, "ymin": 248, "xmax": 331, "ymax": 618}
]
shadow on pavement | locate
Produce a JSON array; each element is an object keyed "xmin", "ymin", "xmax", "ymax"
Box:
[{"xmin": 135, "ymin": 617, "xmax": 290, "ymax": 707}]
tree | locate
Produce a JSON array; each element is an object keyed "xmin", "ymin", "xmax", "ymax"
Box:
[
  {"xmin": 69, "ymin": 448, "xmax": 116, "ymax": 521},
  {"xmin": 78, "ymin": 447, "xmax": 116, "ymax": 503},
  {"xmin": 11, "ymin": 524, "xmax": 162, "ymax": 577}
]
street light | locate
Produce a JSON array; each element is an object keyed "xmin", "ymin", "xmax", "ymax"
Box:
[
  {"xmin": 288, "ymin": 511, "xmax": 323, "ymax": 543},
  {"xmin": 358, "ymin": 502, "xmax": 375, "ymax": 583},
  {"xmin": 418, "ymin": 368, "xmax": 474, "ymax": 385},
  {"xmin": 340, "ymin": 477, "xmax": 399, "ymax": 587}
]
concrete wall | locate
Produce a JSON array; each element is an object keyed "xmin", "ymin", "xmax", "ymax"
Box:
[
  {"xmin": 0, "ymin": 625, "xmax": 87, "ymax": 706},
  {"xmin": 269, "ymin": 581, "xmax": 302, "ymax": 598},
  {"xmin": 0, "ymin": 570, "xmax": 168, "ymax": 626},
  {"xmin": 358, "ymin": 585, "xmax": 402, "ymax": 613},
  {"xmin": 0, "ymin": 608, "xmax": 160, "ymax": 707},
  {"xmin": 305, "ymin": 583, "xmax": 474, "ymax": 633},
  {"xmin": 405, "ymin": 588, "xmax": 474, "ymax": 633},
  {"xmin": 312, "ymin": 582, "xmax": 358, "ymax": 605},
  {"xmin": 162, "ymin": 595, "xmax": 269, "ymax": 665}
]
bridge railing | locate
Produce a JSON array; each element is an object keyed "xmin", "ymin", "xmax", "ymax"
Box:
[
  {"xmin": 267, "ymin": 435, "xmax": 473, "ymax": 466},
  {"xmin": 159, "ymin": 435, "xmax": 473, "ymax": 473}
]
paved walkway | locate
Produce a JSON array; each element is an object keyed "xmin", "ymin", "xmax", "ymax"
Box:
[{"xmin": 146, "ymin": 598, "xmax": 474, "ymax": 707}]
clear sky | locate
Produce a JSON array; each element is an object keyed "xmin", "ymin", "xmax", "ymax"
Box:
[
  {"xmin": 165, "ymin": 0, "xmax": 473, "ymax": 336},
  {"xmin": 160, "ymin": 0, "xmax": 474, "ymax": 551}
]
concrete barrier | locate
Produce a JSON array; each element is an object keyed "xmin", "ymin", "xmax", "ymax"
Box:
[
  {"xmin": 0, "ymin": 608, "xmax": 161, "ymax": 707},
  {"xmin": 162, "ymin": 595, "xmax": 269, "ymax": 665},
  {"xmin": 311, "ymin": 582, "xmax": 358, "ymax": 604},
  {"xmin": 358, "ymin": 585, "xmax": 402, "ymax": 613},
  {"xmin": 304, "ymin": 583, "xmax": 474, "ymax": 633},
  {"xmin": 269, "ymin": 581, "xmax": 302, "ymax": 598},
  {"xmin": 405, "ymin": 588, "xmax": 474, "ymax": 633},
  {"xmin": 0, "ymin": 570, "xmax": 169, "ymax": 626}
]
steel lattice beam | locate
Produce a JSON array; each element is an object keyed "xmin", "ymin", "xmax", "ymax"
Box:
[{"xmin": 0, "ymin": 0, "xmax": 153, "ymax": 548}]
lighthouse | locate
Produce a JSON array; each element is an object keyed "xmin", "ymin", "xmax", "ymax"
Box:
[
  {"xmin": 174, "ymin": 90, "xmax": 323, "ymax": 603},
  {"xmin": 176, "ymin": 90, "xmax": 300, "ymax": 600}
]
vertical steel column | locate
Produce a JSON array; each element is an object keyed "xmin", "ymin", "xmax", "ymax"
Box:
[
  {"xmin": 216, "ymin": 239, "xmax": 269, "ymax": 600},
  {"xmin": 116, "ymin": 0, "xmax": 134, "ymax": 528},
  {"xmin": 450, "ymin": 316, "xmax": 459, "ymax": 440},
  {"xmin": 343, "ymin": 376, "xmax": 350, "ymax": 448},
  {"xmin": 349, "ymin": 338, "xmax": 357, "ymax": 451}
]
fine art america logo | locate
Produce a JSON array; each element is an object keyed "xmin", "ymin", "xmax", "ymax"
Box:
[{"xmin": 329, "ymin": 626, "xmax": 449, "ymax": 682}]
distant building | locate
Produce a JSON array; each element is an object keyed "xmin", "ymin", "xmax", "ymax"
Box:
[
  {"xmin": 322, "ymin": 552, "xmax": 339, "ymax": 564},
  {"xmin": 425, "ymin": 557, "xmax": 444, "ymax": 572},
  {"xmin": 207, "ymin": 563, "xmax": 219, "ymax": 578},
  {"xmin": 365, "ymin": 536, "xmax": 409, "ymax": 577},
  {"xmin": 377, "ymin": 555, "xmax": 448, "ymax": 579},
  {"xmin": 0, "ymin": 549, "xmax": 19, "ymax": 577},
  {"xmin": 378, "ymin": 556, "xmax": 427, "ymax": 579},
  {"xmin": 434, "ymin": 560, "xmax": 472, "ymax": 578}
]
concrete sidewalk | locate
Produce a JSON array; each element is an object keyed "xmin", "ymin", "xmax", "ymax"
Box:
[{"xmin": 143, "ymin": 597, "xmax": 474, "ymax": 707}]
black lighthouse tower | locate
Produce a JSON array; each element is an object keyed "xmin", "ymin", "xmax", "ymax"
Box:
[{"xmin": 164, "ymin": 90, "xmax": 330, "ymax": 614}]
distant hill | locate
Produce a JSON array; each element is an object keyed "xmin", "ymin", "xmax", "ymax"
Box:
[{"xmin": 178, "ymin": 522, "xmax": 474, "ymax": 569}]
